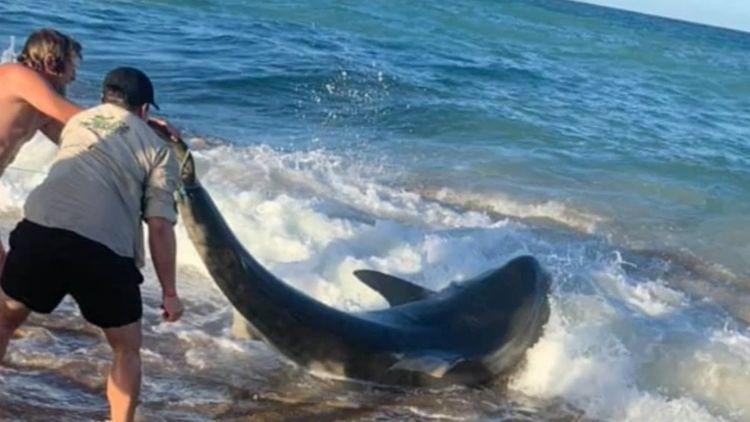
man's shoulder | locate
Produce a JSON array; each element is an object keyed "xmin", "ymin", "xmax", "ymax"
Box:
[
  {"xmin": 80, "ymin": 103, "xmax": 127, "ymax": 118},
  {"xmin": 77, "ymin": 104, "xmax": 155, "ymax": 136},
  {"xmin": 0, "ymin": 63, "xmax": 51, "ymax": 88},
  {"xmin": 0, "ymin": 66, "xmax": 30, "ymax": 102},
  {"xmin": 70, "ymin": 105, "xmax": 126, "ymax": 136},
  {"xmin": 0, "ymin": 62, "xmax": 28, "ymax": 77}
]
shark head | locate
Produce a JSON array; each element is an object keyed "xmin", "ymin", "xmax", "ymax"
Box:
[{"xmin": 148, "ymin": 121, "xmax": 197, "ymax": 187}]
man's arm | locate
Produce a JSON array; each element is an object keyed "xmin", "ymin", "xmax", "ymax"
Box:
[
  {"xmin": 144, "ymin": 140, "xmax": 182, "ymax": 322},
  {"xmin": 39, "ymin": 120, "xmax": 64, "ymax": 145},
  {"xmin": 147, "ymin": 217, "xmax": 183, "ymax": 322},
  {"xmin": 9, "ymin": 64, "xmax": 82, "ymax": 125}
]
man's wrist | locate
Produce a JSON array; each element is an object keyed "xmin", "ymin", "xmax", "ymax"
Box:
[{"xmin": 163, "ymin": 290, "xmax": 178, "ymax": 298}]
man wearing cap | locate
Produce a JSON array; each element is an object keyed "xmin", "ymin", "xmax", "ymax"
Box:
[{"xmin": 0, "ymin": 67, "xmax": 185, "ymax": 422}]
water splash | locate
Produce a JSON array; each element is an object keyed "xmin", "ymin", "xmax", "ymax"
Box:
[{"xmin": 1, "ymin": 35, "xmax": 16, "ymax": 63}]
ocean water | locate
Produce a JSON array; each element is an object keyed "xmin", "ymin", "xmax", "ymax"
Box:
[{"xmin": 1, "ymin": 0, "xmax": 749, "ymax": 421}]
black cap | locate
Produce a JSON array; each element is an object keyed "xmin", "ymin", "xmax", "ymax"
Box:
[{"xmin": 102, "ymin": 67, "xmax": 160, "ymax": 110}]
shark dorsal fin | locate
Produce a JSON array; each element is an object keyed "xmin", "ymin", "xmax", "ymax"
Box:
[{"xmin": 353, "ymin": 269, "xmax": 435, "ymax": 306}]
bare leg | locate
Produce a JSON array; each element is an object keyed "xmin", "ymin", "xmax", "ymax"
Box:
[
  {"xmin": 0, "ymin": 288, "xmax": 31, "ymax": 362},
  {"xmin": 103, "ymin": 321, "xmax": 142, "ymax": 422}
]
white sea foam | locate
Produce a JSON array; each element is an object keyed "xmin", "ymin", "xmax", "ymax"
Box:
[
  {"xmin": 426, "ymin": 187, "xmax": 605, "ymax": 234},
  {"xmin": 1, "ymin": 36, "xmax": 16, "ymax": 64}
]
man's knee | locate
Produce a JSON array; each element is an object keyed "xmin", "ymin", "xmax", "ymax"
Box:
[
  {"xmin": 0, "ymin": 290, "xmax": 31, "ymax": 332},
  {"xmin": 103, "ymin": 321, "xmax": 142, "ymax": 354}
]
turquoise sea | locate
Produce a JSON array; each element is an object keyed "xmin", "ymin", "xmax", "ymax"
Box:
[{"xmin": 1, "ymin": 1, "xmax": 749, "ymax": 421}]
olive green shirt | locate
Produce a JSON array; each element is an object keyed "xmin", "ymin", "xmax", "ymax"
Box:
[{"xmin": 24, "ymin": 104, "xmax": 178, "ymax": 267}]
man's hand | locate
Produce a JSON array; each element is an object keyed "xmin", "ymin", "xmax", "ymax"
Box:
[
  {"xmin": 148, "ymin": 217, "xmax": 181, "ymax": 322},
  {"xmin": 162, "ymin": 293, "xmax": 184, "ymax": 322},
  {"xmin": 148, "ymin": 117, "xmax": 182, "ymax": 142}
]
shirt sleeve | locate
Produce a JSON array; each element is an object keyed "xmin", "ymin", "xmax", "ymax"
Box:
[{"xmin": 143, "ymin": 146, "xmax": 179, "ymax": 223}]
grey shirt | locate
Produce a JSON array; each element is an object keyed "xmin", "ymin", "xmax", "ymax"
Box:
[{"xmin": 24, "ymin": 103, "xmax": 179, "ymax": 267}]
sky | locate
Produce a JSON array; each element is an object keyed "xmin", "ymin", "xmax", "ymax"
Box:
[{"xmin": 573, "ymin": 0, "xmax": 750, "ymax": 33}]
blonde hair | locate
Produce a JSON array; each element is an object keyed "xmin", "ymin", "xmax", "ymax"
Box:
[{"xmin": 17, "ymin": 28, "xmax": 82, "ymax": 75}]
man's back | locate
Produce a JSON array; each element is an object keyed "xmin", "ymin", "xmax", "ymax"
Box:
[{"xmin": 24, "ymin": 103, "xmax": 179, "ymax": 267}]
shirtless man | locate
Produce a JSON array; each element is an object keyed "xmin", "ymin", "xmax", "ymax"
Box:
[{"xmin": 0, "ymin": 28, "xmax": 83, "ymax": 271}]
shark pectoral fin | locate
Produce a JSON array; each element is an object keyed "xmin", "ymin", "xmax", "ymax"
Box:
[
  {"xmin": 353, "ymin": 270, "xmax": 435, "ymax": 307},
  {"xmin": 388, "ymin": 354, "xmax": 462, "ymax": 378},
  {"xmin": 230, "ymin": 309, "xmax": 264, "ymax": 341}
]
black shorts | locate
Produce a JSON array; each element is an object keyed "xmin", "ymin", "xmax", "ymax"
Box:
[{"xmin": 0, "ymin": 220, "xmax": 143, "ymax": 328}]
